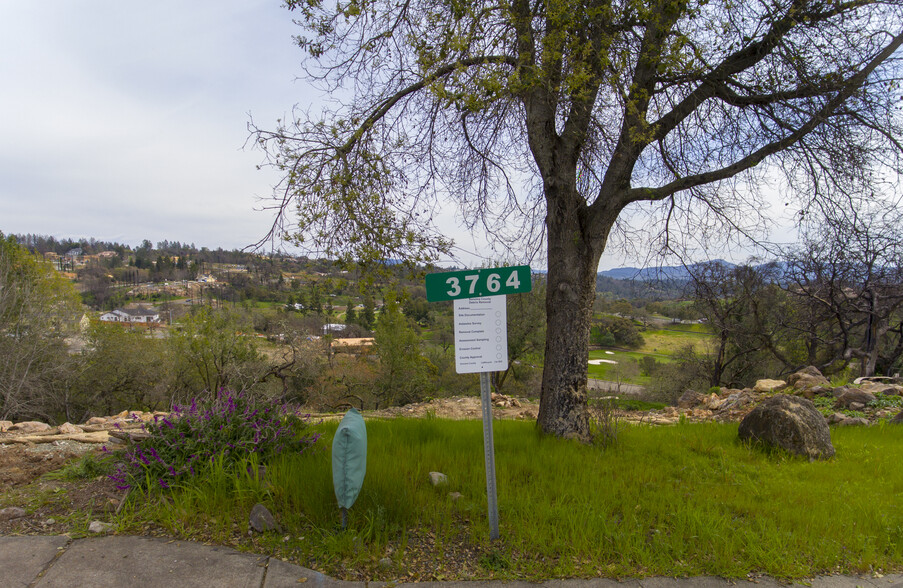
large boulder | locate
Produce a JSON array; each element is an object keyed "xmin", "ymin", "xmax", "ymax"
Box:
[
  {"xmin": 7, "ymin": 421, "xmax": 51, "ymax": 434},
  {"xmin": 785, "ymin": 366, "xmax": 832, "ymax": 398},
  {"xmin": 831, "ymin": 385, "xmax": 853, "ymax": 398},
  {"xmin": 834, "ymin": 388, "xmax": 876, "ymax": 410},
  {"xmin": 738, "ymin": 394, "xmax": 835, "ymax": 460},
  {"xmin": 754, "ymin": 379, "xmax": 786, "ymax": 393},
  {"xmin": 677, "ymin": 389, "xmax": 704, "ymax": 409}
]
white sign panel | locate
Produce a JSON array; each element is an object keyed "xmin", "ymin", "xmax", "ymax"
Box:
[{"xmin": 454, "ymin": 295, "xmax": 507, "ymax": 374}]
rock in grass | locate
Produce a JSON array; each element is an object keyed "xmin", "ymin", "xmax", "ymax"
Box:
[
  {"xmin": 834, "ymin": 389, "xmax": 877, "ymax": 409},
  {"xmin": 429, "ymin": 472, "xmax": 448, "ymax": 486},
  {"xmin": 890, "ymin": 411, "xmax": 903, "ymax": 425},
  {"xmin": 88, "ymin": 521, "xmax": 113, "ymax": 533},
  {"xmin": 826, "ymin": 412, "xmax": 847, "ymax": 424},
  {"xmin": 738, "ymin": 394, "xmax": 835, "ymax": 460},
  {"xmin": 837, "ymin": 417, "xmax": 869, "ymax": 427},
  {"xmin": 249, "ymin": 503, "xmax": 280, "ymax": 533},
  {"xmin": 0, "ymin": 507, "xmax": 26, "ymax": 521}
]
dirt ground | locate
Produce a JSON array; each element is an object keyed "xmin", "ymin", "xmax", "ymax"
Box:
[
  {"xmin": 0, "ymin": 440, "xmax": 104, "ymax": 488},
  {"xmin": 0, "ymin": 441, "xmax": 123, "ymax": 536}
]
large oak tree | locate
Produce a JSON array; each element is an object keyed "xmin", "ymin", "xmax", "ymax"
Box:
[{"xmin": 253, "ymin": 0, "xmax": 903, "ymax": 439}]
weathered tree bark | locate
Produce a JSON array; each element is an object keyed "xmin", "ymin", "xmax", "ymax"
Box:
[{"xmin": 537, "ymin": 181, "xmax": 605, "ymax": 441}]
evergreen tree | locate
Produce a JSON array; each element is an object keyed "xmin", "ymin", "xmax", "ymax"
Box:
[
  {"xmin": 360, "ymin": 296, "xmax": 376, "ymax": 330},
  {"xmin": 373, "ymin": 292, "xmax": 433, "ymax": 407}
]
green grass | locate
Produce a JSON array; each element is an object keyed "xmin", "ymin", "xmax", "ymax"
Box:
[
  {"xmin": 247, "ymin": 300, "xmax": 283, "ymax": 310},
  {"xmin": 587, "ymin": 362, "xmax": 651, "ymax": 384},
  {"xmin": 45, "ymin": 452, "xmax": 115, "ymax": 481},
  {"xmin": 586, "ymin": 326, "xmax": 714, "ymax": 385},
  {"xmin": 115, "ymin": 419, "xmax": 903, "ymax": 581},
  {"xmin": 589, "ymin": 350, "xmax": 669, "ymax": 361},
  {"xmin": 639, "ymin": 328, "xmax": 711, "ymax": 355},
  {"xmin": 587, "ymin": 349, "xmax": 672, "ymax": 385},
  {"xmin": 608, "ymin": 398, "xmax": 667, "ymax": 411},
  {"xmin": 656, "ymin": 322, "xmax": 710, "ymax": 333}
]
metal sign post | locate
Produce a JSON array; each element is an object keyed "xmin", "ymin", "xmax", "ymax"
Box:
[
  {"xmin": 479, "ymin": 370, "xmax": 500, "ymax": 540},
  {"xmin": 426, "ymin": 266, "xmax": 531, "ymax": 542}
]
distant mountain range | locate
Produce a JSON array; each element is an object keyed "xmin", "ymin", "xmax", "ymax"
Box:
[{"xmin": 599, "ymin": 260, "xmax": 737, "ymax": 281}]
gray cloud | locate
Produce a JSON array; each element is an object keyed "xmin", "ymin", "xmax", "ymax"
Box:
[{"xmin": 0, "ymin": 0, "xmax": 309, "ymax": 250}]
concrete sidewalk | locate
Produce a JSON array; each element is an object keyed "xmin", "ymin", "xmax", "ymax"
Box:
[{"xmin": 2, "ymin": 535, "xmax": 901, "ymax": 588}]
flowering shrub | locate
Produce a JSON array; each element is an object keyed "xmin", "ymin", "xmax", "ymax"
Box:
[{"xmin": 109, "ymin": 390, "xmax": 320, "ymax": 491}]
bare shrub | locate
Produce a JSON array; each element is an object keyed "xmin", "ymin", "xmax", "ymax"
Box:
[{"xmin": 589, "ymin": 397, "xmax": 620, "ymax": 449}]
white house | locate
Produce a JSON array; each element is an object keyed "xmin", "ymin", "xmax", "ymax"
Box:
[{"xmin": 99, "ymin": 307, "xmax": 161, "ymax": 324}]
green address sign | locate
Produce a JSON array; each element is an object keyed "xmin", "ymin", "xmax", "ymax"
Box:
[{"xmin": 425, "ymin": 265, "xmax": 532, "ymax": 302}]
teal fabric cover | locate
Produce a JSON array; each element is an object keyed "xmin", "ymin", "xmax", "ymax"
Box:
[{"xmin": 332, "ymin": 408, "xmax": 367, "ymax": 509}]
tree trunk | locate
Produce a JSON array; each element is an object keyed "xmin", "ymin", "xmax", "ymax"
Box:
[
  {"xmin": 537, "ymin": 193, "xmax": 604, "ymax": 441},
  {"xmin": 859, "ymin": 289, "xmax": 891, "ymax": 378},
  {"xmin": 865, "ymin": 317, "xmax": 888, "ymax": 377},
  {"xmin": 712, "ymin": 330, "xmax": 728, "ymax": 386}
]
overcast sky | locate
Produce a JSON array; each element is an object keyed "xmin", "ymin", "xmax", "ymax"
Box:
[
  {"xmin": 0, "ymin": 2, "xmax": 792, "ymax": 270},
  {"xmin": 0, "ymin": 2, "xmax": 316, "ymax": 251}
]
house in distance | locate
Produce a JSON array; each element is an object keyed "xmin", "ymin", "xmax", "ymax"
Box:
[{"xmin": 99, "ymin": 306, "xmax": 161, "ymax": 325}]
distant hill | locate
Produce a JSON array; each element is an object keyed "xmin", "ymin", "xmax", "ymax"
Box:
[{"xmin": 599, "ymin": 260, "xmax": 736, "ymax": 281}]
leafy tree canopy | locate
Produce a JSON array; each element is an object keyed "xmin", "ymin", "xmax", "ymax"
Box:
[{"xmin": 0, "ymin": 233, "xmax": 81, "ymax": 421}]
